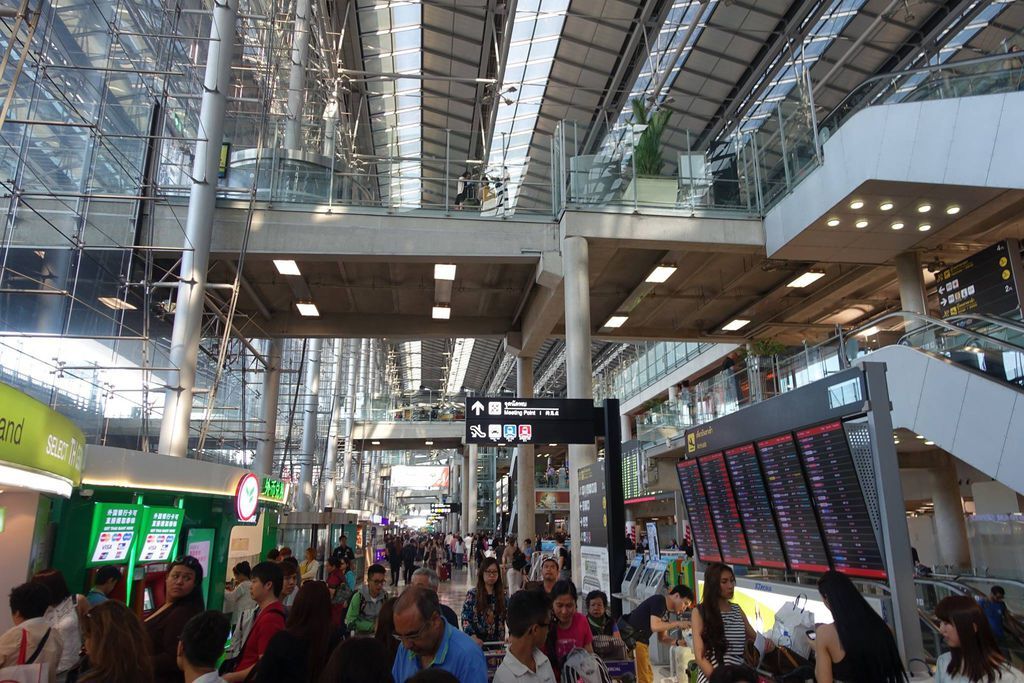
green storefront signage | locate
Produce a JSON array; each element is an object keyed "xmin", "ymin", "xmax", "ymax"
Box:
[
  {"xmin": 137, "ymin": 507, "xmax": 185, "ymax": 563},
  {"xmin": 0, "ymin": 382, "xmax": 85, "ymax": 486},
  {"xmin": 260, "ymin": 477, "xmax": 285, "ymax": 503},
  {"xmin": 87, "ymin": 503, "xmax": 142, "ymax": 567}
]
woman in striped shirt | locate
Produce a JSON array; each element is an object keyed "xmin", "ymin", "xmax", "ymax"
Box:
[{"xmin": 692, "ymin": 563, "xmax": 765, "ymax": 682}]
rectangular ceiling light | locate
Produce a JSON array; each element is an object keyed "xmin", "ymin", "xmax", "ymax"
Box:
[
  {"xmin": 722, "ymin": 319, "xmax": 750, "ymax": 331},
  {"xmin": 273, "ymin": 259, "xmax": 301, "ymax": 276},
  {"xmin": 432, "ymin": 306, "xmax": 451, "ymax": 320},
  {"xmin": 604, "ymin": 315, "xmax": 628, "ymax": 328},
  {"xmin": 98, "ymin": 296, "xmax": 137, "ymax": 311},
  {"xmin": 787, "ymin": 271, "xmax": 826, "ymax": 288},
  {"xmin": 296, "ymin": 301, "xmax": 319, "ymax": 317},
  {"xmin": 645, "ymin": 265, "xmax": 677, "ymax": 283},
  {"xmin": 434, "ymin": 264, "xmax": 457, "ymax": 281},
  {"xmin": 425, "ymin": 441, "xmax": 434, "ymax": 446}
]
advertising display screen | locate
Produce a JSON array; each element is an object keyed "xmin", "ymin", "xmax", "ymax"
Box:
[
  {"xmin": 136, "ymin": 507, "xmax": 185, "ymax": 563},
  {"xmin": 724, "ymin": 444, "xmax": 787, "ymax": 569},
  {"xmin": 698, "ymin": 453, "xmax": 751, "ymax": 566},
  {"xmin": 390, "ymin": 466, "xmax": 450, "ymax": 489},
  {"xmin": 87, "ymin": 503, "xmax": 141, "ymax": 566},
  {"xmin": 675, "ymin": 459, "xmax": 722, "ymax": 563},
  {"xmin": 756, "ymin": 434, "xmax": 830, "ymax": 572},
  {"xmin": 796, "ymin": 422, "xmax": 887, "ymax": 579}
]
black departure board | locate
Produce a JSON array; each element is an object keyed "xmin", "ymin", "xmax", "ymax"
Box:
[
  {"xmin": 675, "ymin": 459, "xmax": 722, "ymax": 563},
  {"xmin": 724, "ymin": 444, "xmax": 788, "ymax": 569},
  {"xmin": 699, "ymin": 453, "xmax": 752, "ymax": 566},
  {"xmin": 796, "ymin": 421, "xmax": 887, "ymax": 579},
  {"xmin": 622, "ymin": 448, "xmax": 643, "ymax": 502},
  {"xmin": 757, "ymin": 433, "xmax": 830, "ymax": 572}
]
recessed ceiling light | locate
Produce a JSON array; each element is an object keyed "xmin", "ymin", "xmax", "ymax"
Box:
[
  {"xmin": 722, "ymin": 319, "xmax": 750, "ymax": 331},
  {"xmin": 645, "ymin": 265, "xmax": 677, "ymax": 283},
  {"xmin": 858, "ymin": 326, "xmax": 879, "ymax": 337},
  {"xmin": 915, "ymin": 435, "xmax": 925, "ymax": 440},
  {"xmin": 425, "ymin": 441, "xmax": 434, "ymax": 446},
  {"xmin": 787, "ymin": 271, "xmax": 826, "ymax": 288},
  {"xmin": 98, "ymin": 296, "xmax": 137, "ymax": 311},
  {"xmin": 855, "ymin": 219, "xmax": 869, "ymax": 229},
  {"xmin": 879, "ymin": 201, "xmax": 894, "ymax": 211},
  {"xmin": 432, "ymin": 305, "xmax": 451, "ymax": 320},
  {"xmin": 296, "ymin": 301, "xmax": 319, "ymax": 317},
  {"xmin": 924, "ymin": 440, "xmax": 935, "ymax": 446},
  {"xmin": 917, "ymin": 203, "xmax": 932, "ymax": 213},
  {"xmin": 945, "ymin": 205, "xmax": 960, "ymax": 215},
  {"xmin": 826, "ymin": 217, "xmax": 840, "ymax": 227},
  {"xmin": 371, "ymin": 440, "xmax": 381, "ymax": 445},
  {"xmin": 918, "ymin": 223, "xmax": 932, "ymax": 232},
  {"xmin": 274, "ymin": 259, "xmax": 301, "ymax": 276},
  {"xmin": 849, "ymin": 199, "xmax": 864, "ymax": 210},
  {"xmin": 549, "ymin": 444, "xmax": 557, "ymax": 447},
  {"xmin": 890, "ymin": 221, "xmax": 904, "ymax": 231},
  {"xmin": 434, "ymin": 264, "xmax": 457, "ymax": 280},
  {"xmin": 604, "ymin": 315, "xmax": 628, "ymax": 328}
]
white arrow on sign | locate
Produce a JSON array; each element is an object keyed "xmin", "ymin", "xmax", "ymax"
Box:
[{"xmin": 471, "ymin": 401, "xmax": 485, "ymax": 415}]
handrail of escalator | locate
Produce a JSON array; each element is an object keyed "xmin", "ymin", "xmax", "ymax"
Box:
[
  {"xmin": 848, "ymin": 311, "xmax": 1024, "ymax": 357},
  {"xmin": 948, "ymin": 313, "xmax": 1024, "ymax": 336}
]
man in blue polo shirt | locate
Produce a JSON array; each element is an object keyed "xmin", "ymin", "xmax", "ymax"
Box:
[{"xmin": 392, "ymin": 586, "xmax": 487, "ymax": 682}]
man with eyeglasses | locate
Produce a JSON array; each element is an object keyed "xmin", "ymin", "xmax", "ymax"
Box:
[
  {"xmin": 493, "ymin": 589, "xmax": 556, "ymax": 683},
  {"xmin": 391, "ymin": 586, "xmax": 487, "ymax": 682},
  {"xmin": 346, "ymin": 563, "xmax": 389, "ymax": 636}
]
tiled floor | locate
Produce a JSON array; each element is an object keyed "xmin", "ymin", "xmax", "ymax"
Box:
[{"xmin": 387, "ymin": 563, "xmax": 477, "ymax": 611}]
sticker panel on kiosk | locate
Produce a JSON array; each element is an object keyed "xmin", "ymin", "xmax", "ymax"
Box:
[
  {"xmin": 756, "ymin": 433, "xmax": 830, "ymax": 573},
  {"xmin": 724, "ymin": 443, "xmax": 787, "ymax": 569},
  {"xmin": 796, "ymin": 421, "xmax": 887, "ymax": 579},
  {"xmin": 136, "ymin": 507, "xmax": 185, "ymax": 563},
  {"xmin": 675, "ymin": 458, "xmax": 722, "ymax": 563},
  {"xmin": 698, "ymin": 452, "xmax": 752, "ymax": 566}
]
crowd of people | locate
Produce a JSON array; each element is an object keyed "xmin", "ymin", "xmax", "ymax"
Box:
[{"xmin": 5, "ymin": 530, "xmax": 1022, "ymax": 683}]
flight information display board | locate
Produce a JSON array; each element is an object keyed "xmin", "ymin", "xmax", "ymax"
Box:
[
  {"xmin": 796, "ymin": 421, "xmax": 887, "ymax": 579},
  {"xmin": 757, "ymin": 434, "xmax": 830, "ymax": 572},
  {"xmin": 622, "ymin": 448, "xmax": 643, "ymax": 502},
  {"xmin": 676, "ymin": 459, "xmax": 722, "ymax": 563},
  {"xmin": 724, "ymin": 444, "xmax": 788, "ymax": 569},
  {"xmin": 698, "ymin": 453, "xmax": 751, "ymax": 565}
]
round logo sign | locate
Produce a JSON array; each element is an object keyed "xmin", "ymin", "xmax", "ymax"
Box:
[{"xmin": 236, "ymin": 473, "xmax": 260, "ymax": 523}]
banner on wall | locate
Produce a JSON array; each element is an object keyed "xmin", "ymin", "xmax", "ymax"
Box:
[
  {"xmin": 535, "ymin": 490, "xmax": 569, "ymax": 511},
  {"xmin": 390, "ymin": 466, "xmax": 449, "ymax": 489},
  {"xmin": 0, "ymin": 382, "xmax": 85, "ymax": 488},
  {"xmin": 186, "ymin": 528, "xmax": 215, "ymax": 605}
]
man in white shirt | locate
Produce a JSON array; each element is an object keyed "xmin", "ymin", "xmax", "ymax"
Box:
[
  {"xmin": 177, "ymin": 610, "xmax": 231, "ymax": 683},
  {"xmin": 494, "ymin": 590, "xmax": 556, "ymax": 683},
  {"xmin": 0, "ymin": 582, "xmax": 63, "ymax": 683}
]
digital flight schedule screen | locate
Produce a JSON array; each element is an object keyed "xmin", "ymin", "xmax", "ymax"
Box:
[
  {"xmin": 757, "ymin": 433, "xmax": 830, "ymax": 572},
  {"xmin": 676, "ymin": 459, "xmax": 722, "ymax": 563},
  {"xmin": 796, "ymin": 421, "xmax": 887, "ymax": 579},
  {"xmin": 724, "ymin": 444, "xmax": 787, "ymax": 569},
  {"xmin": 698, "ymin": 453, "xmax": 751, "ymax": 565}
]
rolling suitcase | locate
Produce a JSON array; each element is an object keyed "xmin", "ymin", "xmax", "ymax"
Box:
[{"xmin": 438, "ymin": 561, "xmax": 451, "ymax": 581}]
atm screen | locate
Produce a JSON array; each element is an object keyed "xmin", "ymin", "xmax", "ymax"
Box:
[
  {"xmin": 675, "ymin": 459, "xmax": 722, "ymax": 564},
  {"xmin": 724, "ymin": 443, "xmax": 788, "ymax": 569},
  {"xmin": 143, "ymin": 587, "xmax": 154, "ymax": 612},
  {"xmin": 623, "ymin": 557, "xmax": 642, "ymax": 584},
  {"xmin": 796, "ymin": 421, "xmax": 886, "ymax": 579},
  {"xmin": 698, "ymin": 452, "xmax": 752, "ymax": 566},
  {"xmin": 756, "ymin": 433, "xmax": 830, "ymax": 573}
]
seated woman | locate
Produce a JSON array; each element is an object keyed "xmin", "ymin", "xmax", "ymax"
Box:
[{"xmin": 585, "ymin": 590, "xmax": 623, "ymax": 660}]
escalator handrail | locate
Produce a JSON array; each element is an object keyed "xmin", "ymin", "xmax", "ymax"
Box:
[
  {"xmin": 848, "ymin": 311, "xmax": 1024, "ymax": 357},
  {"xmin": 948, "ymin": 313, "xmax": 1024, "ymax": 337}
]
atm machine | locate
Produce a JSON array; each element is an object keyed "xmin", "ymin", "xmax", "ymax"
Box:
[
  {"xmin": 615, "ymin": 555, "xmax": 645, "ymax": 607},
  {"xmin": 635, "ymin": 558, "xmax": 670, "ymax": 603}
]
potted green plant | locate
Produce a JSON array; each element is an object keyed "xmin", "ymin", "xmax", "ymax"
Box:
[{"xmin": 624, "ymin": 98, "xmax": 677, "ymax": 206}]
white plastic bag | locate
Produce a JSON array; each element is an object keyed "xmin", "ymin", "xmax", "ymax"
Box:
[{"xmin": 769, "ymin": 594, "xmax": 815, "ymax": 659}]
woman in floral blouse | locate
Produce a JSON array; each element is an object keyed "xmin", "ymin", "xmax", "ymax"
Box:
[{"xmin": 461, "ymin": 556, "xmax": 507, "ymax": 644}]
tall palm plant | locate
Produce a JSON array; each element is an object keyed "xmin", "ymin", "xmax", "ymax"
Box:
[{"xmin": 631, "ymin": 98, "xmax": 671, "ymax": 176}]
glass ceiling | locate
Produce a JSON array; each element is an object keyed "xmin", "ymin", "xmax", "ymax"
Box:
[
  {"xmin": 443, "ymin": 338, "xmax": 474, "ymax": 395},
  {"xmin": 356, "ymin": 0, "xmax": 422, "ymax": 208},
  {"xmin": 487, "ymin": 0, "xmax": 570, "ymax": 211}
]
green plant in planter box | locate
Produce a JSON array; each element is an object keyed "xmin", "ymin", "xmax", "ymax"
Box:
[
  {"xmin": 630, "ymin": 98, "xmax": 671, "ymax": 177},
  {"xmin": 742, "ymin": 338, "xmax": 788, "ymax": 358}
]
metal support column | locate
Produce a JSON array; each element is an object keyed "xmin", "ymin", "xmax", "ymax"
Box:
[
  {"xmin": 467, "ymin": 444, "xmax": 479, "ymax": 534},
  {"xmin": 894, "ymin": 251, "xmax": 929, "ymax": 316},
  {"xmin": 516, "ymin": 356, "xmax": 536, "ymax": 545},
  {"xmin": 255, "ymin": 338, "xmax": 283, "ymax": 475},
  {"xmin": 340, "ymin": 339, "xmax": 363, "ymax": 508},
  {"xmin": 284, "ymin": 0, "xmax": 310, "ymax": 150},
  {"xmin": 158, "ymin": 0, "xmax": 239, "ymax": 458},
  {"xmin": 863, "ymin": 362, "xmax": 926, "ymax": 664},
  {"xmin": 563, "ymin": 235, "xmax": 596, "ymax": 580},
  {"xmin": 296, "ymin": 338, "xmax": 322, "ymax": 512},
  {"xmin": 323, "ymin": 339, "xmax": 347, "ymax": 509}
]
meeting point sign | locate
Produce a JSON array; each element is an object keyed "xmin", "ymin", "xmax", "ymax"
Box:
[{"xmin": 0, "ymin": 382, "xmax": 85, "ymax": 486}]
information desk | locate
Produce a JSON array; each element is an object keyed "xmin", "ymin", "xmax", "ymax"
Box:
[
  {"xmin": 756, "ymin": 433, "xmax": 830, "ymax": 573},
  {"xmin": 724, "ymin": 444, "xmax": 787, "ymax": 569}
]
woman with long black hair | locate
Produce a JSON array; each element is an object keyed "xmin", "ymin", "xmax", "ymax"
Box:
[
  {"xmin": 461, "ymin": 557, "xmax": 507, "ymax": 644},
  {"xmin": 814, "ymin": 570, "xmax": 906, "ymax": 683},
  {"xmin": 692, "ymin": 563, "xmax": 760, "ymax": 682},
  {"xmin": 144, "ymin": 556, "xmax": 206, "ymax": 683},
  {"xmin": 254, "ymin": 581, "xmax": 339, "ymax": 682},
  {"xmin": 934, "ymin": 595, "xmax": 1024, "ymax": 683}
]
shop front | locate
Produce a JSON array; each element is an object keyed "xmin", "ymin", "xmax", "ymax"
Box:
[
  {"xmin": 0, "ymin": 382, "xmax": 85, "ymax": 631},
  {"xmin": 51, "ymin": 446, "xmax": 287, "ymax": 616}
]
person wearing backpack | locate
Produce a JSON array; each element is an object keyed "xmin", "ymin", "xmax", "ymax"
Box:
[
  {"xmin": 0, "ymin": 582, "xmax": 63, "ymax": 683},
  {"xmin": 325, "ymin": 557, "xmax": 353, "ymax": 629},
  {"xmin": 221, "ymin": 562, "xmax": 286, "ymax": 682},
  {"xmin": 346, "ymin": 564, "xmax": 389, "ymax": 636}
]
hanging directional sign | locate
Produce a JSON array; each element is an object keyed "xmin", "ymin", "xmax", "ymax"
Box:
[
  {"xmin": 935, "ymin": 240, "xmax": 1023, "ymax": 319},
  {"xmin": 464, "ymin": 397, "xmax": 604, "ymax": 445}
]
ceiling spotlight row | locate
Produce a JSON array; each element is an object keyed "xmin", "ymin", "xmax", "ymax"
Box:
[{"xmin": 841, "ymin": 199, "xmax": 960, "ymax": 216}]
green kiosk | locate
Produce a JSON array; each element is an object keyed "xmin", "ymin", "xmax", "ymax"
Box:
[{"xmin": 52, "ymin": 445, "xmax": 288, "ymax": 616}]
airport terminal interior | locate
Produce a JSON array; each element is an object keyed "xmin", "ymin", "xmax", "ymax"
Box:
[{"xmin": 1, "ymin": 0, "xmax": 1024, "ymax": 679}]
